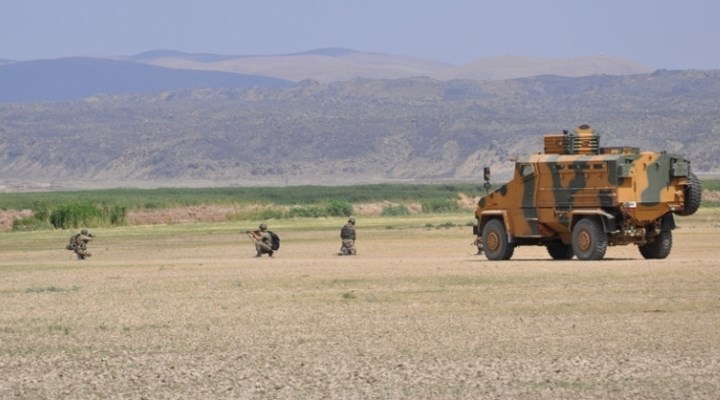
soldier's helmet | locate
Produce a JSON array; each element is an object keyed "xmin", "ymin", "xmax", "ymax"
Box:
[
  {"xmin": 348, "ymin": 217, "xmax": 356, "ymax": 224},
  {"xmin": 81, "ymin": 229, "xmax": 89, "ymax": 235},
  {"xmin": 259, "ymin": 223, "xmax": 267, "ymax": 231}
]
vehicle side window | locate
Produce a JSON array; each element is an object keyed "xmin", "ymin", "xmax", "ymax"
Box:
[{"xmin": 520, "ymin": 164, "xmax": 534, "ymax": 177}]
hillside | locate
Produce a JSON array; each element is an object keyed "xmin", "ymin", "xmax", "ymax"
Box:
[
  {"xmin": 0, "ymin": 57, "xmax": 292, "ymax": 102},
  {"xmin": 434, "ymin": 55, "xmax": 655, "ymax": 80},
  {"xmin": 137, "ymin": 48, "xmax": 452, "ymax": 83},
  {"xmin": 0, "ymin": 70, "xmax": 718, "ymax": 189},
  {"xmin": 136, "ymin": 48, "xmax": 654, "ymax": 83},
  {"xmin": 0, "ymin": 50, "xmax": 655, "ymax": 103}
]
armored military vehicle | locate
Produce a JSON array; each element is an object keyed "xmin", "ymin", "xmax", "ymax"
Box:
[{"xmin": 473, "ymin": 124, "xmax": 702, "ymax": 261}]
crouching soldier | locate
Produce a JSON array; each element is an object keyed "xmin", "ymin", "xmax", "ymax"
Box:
[
  {"xmin": 247, "ymin": 223, "xmax": 278, "ymax": 257},
  {"xmin": 339, "ymin": 217, "xmax": 357, "ymax": 255},
  {"xmin": 66, "ymin": 229, "xmax": 94, "ymax": 260}
]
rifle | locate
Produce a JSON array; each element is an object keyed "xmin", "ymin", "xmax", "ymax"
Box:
[{"xmin": 246, "ymin": 230, "xmax": 261, "ymax": 242}]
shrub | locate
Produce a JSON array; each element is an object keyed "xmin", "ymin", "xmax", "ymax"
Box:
[
  {"xmin": 49, "ymin": 202, "xmax": 104, "ymax": 229},
  {"xmin": 381, "ymin": 204, "xmax": 410, "ymax": 216},
  {"xmin": 288, "ymin": 206, "xmax": 325, "ymax": 218},
  {"xmin": 12, "ymin": 217, "xmax": 54, "ymax": 231},
  {"xmin": 253, "ymin": 208, "xmax": 286, "ymax": 220},
  {"xmin": 104, "ymin": 205, "xmax": 127, "ymax": 225},
  {"xmin": 421, "ymin": 199, "xmax": 460, "ymax": 213},
  {"xmin": 700, "ymin": 200, "xmax": 719, "ymax": 208},
  {"xmin": 142, "ymin": 202, "xmax": 164, "ymax": 209},
  {"xmin": 436, "ymin": 221, "xmax": 456, "ymax": 229},
  {"xmin": 326, "ymin": 199, "xmax": 353, "ymax": 217},
  {"xmin": 12, "ymin": 202, "xmax": 127, "ymax": 230},
  {"xmin": 32, "ymin": 202, "xmax": 51, "ymax": 223}
]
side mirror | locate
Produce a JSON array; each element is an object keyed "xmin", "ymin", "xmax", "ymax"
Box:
[{"xmin": 483, "ymin": 167, "xmax": 492, "ymax": 194}]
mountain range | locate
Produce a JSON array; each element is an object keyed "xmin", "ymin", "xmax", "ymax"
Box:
[
  {"xmin": 0, "ymin": 62, "xmax": 718, "ymax": 190},
  {"xmin": 0, "ymin": 57, "xmax": 292, "ymax": 103},
  {"xmin": 0, "ymin": 48, "xmax": 654, "ymax": 102},
  {"xmin": 128, "ymin": 48, "xmax": 654, "ymax": 82}
]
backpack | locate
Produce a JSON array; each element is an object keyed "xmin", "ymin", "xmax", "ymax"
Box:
[
  {"xmin": 66, "ymin": 234, "xmax": 79, "ymax": 250},
  {"xmin": 268, "ymin": 231, "xmax": 280, "ymax": 251},
  {"xmin": 341, "ymin": 224, "xmax": 354, "ymax": 239}
]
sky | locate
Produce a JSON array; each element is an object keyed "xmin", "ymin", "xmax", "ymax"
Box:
[{"xmin": 1, "ymin": 0, "xmax": 719, "ymax": 69}]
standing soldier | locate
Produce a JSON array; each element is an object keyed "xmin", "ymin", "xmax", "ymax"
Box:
[
  {"xmin": 66, "ymin": 228, "xmax": 94, "ymax": 260},
  {"xmin": 339, "ymin": 217, "xmax": 357, "ymax": 255},
  {"xmin": 247, "ymin": 223, "xmax": 275, "ymax": 257}
]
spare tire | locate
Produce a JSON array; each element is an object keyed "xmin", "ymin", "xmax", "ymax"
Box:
[{"xmin": 676, "ymin": 172, "xmax": 702, "ymax": 216}]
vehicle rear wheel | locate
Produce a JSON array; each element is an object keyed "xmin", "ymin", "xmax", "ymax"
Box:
[
  {"xmin": 676, "ymin": 172, "xmax": 701, "ymax": 216},
  {"xmin": 571, "ymin": 218, "xmax": 608, "ymax": 261},
  {"xmin": 546, "ymin": 242, "xmax": 574, "ymax": 260},
  {"xmin": 482, "ymin": 219, "xmax": 514, "ymax": 260},
  {"xmin": 639, "ymin": 230, "xmax": 672, "ymax": 259}
]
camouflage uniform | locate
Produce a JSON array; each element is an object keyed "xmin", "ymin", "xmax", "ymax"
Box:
[
  {"xmin": 252, "ymin": 224, "xmax": 274, "ymax": 257},
  {"xmin": 67, "ymin": 229, "xmax": 94, "ymax": 260},
  {"xmin": 339, "ymin": 217, "xmax": 357, "ymax": 255}
]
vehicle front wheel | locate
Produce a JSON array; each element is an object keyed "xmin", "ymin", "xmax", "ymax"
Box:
[
  {"xmin": 571, "ymin": 218, "xmax": 608, "ymax": 261},
  {"xmin": 639, "ymin": 230, "xmax": 672, "ymax": 259},
  {"xmin": 482, "ymin": 219, "xmax": 514, "ymax": 260}
]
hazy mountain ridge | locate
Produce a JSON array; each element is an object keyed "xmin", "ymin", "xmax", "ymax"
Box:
[
  {"xmin": 0, "ymin": 57, "xmax": 292, "ymax": 102},
  {"xmin": 0, "ymin": 70, "xmax": 718, "ymax": 189},
  {"xmin": 0, "ymin": 49, "xmax": 655, "ymax": 103},
  {"xmin": 138, "ymin": 49, "xmax": 453, "ymax": 84},
  {"xmin": 435, "ymin": 55, "xmax": 654, "ymax": 80},
  {"xmin": 136, "ymin": 48, "xmax": 654, "ymax": 83}
]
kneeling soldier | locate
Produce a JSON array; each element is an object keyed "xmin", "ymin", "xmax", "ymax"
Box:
[
  {"xmin": 247, "ymin": 223, "xmax": 274, "ymax": 257},
  {"xmin": 339, "ymin": 217, "xmax": 357, "ymax": 255},
  {"xmin": 66, "ymin": 228, "xmax": 94, "ymax": 260}
]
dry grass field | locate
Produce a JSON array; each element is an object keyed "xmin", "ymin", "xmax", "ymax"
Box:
[{"xmin": 1, "ymin": 210, "xmax": 719, "ymax": 399}]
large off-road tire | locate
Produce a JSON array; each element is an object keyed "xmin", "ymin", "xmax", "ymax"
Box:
[
  {"xmin": 546, "ymin": 242, "xmax": 574, "ymax": 260},
  {"xmin": 571, "ymin": 218, "xmax": 608, "ymax": 261},
  {"xmin": 639, "ymin": 230, "xmax": 672, "ymax": 259},
  {"xmin": 676, "ymin": 172, "xmax": 702, "ymax": 216},
  {"xmin": 482, "ymin": 219, "xmax": 514, "ymax": 260}
]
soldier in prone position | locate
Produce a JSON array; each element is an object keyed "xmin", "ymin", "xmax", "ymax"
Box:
[{"xmin": 339, "ymin": 217, "xmax": 357, "ymax": 255}]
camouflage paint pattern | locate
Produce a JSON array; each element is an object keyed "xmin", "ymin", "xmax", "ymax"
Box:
[{"xmin": 474, "ymin": 125, "xmax": 699, "ymax": 255}]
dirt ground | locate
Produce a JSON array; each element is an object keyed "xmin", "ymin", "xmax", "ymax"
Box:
[{"xmin": 0, "ymin": 212, "xmax": 719, "ymax": 399}]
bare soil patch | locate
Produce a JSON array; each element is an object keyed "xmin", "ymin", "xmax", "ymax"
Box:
[
  {"xmin": 126, "ymin": 202, "xmax": 430, "ymax": 226},
  {"xmin": 702, "ymin": 189, "xmax": 720, "ymax": 202},
  {"xmin": 126, "ymin": 204, "xmax": 248, "ymax": 225},
  {"xmin": 0, "ymin": 214, "xmax": 719, "ymax": 399},
  {"xmin": 0, "ymin": 209, "xmax": 32, "ymax": 230}
]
